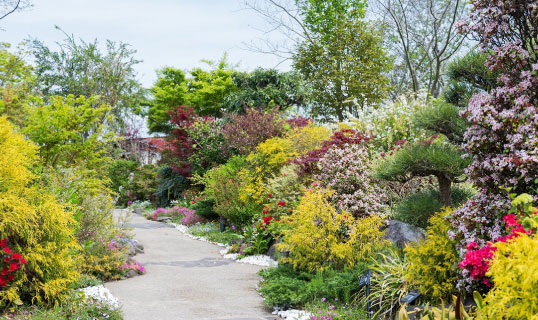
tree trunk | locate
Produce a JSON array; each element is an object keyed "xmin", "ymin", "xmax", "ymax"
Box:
[{"xmin": 437, "ymin": 175, "xmax": 452, "ymax": 207}]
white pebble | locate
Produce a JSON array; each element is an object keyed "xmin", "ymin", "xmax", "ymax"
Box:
[
  {"xmin": 171, "ymin": 223, "xmax": 278, "ymax": 267},
  {"xmin": 274, "ymin": 309, "xmax": 311, "ymax": 320}
]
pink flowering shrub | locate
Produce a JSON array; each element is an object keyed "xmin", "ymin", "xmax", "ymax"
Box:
[
  {"xmin": 175, "ymin": 206, "xmax": 205, "ymax": 226},
  {"xmin": 148, "ymin": 206, "xmax": 205, "ymax": 225},
  {"xmin": 119, "ymin": 260, "xmax": 146, "ymax": 275},
  {"xmin": 294, "ymin": 129, "xmax": 371, "ymax": 176},
  {"xmin": 314, "ymin": 144, "xmax": 388, "ymax": 217},
  {"xmin": 449, "ymin": 0, "xmax": 538, "ymax": 289},
  {"xmin": 148, "ymin": 208, "xmax": 169, "ymax": 221}
]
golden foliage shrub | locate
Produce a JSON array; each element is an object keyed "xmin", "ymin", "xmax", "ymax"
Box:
[
  {"xmin": 0, "ymin": 117, "xmax": 79, "ymax": 307},
  {"xmin": 278, "ymin": 188, "xmax": 388, "ymax": 271},
  {"xmin": 243, "ymin": 125, "xmax": 331, "ymax": 204},
  {"xmin": 478, "ymin": 233, "xmax": 538, "ymax": 319},
  {"xmin": 404, "ymin": 208, "xmax": 459, "ymax": 302}
]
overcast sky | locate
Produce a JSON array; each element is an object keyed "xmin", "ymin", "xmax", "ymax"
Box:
[{"xmin": 0, "ymin": 0, "xmax": 292, "ymax": 87}]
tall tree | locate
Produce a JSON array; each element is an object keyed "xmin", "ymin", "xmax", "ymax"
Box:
[
  {"xmin": 243, "ymin": 0, "xmax": 367, "ymax": 63},
  {"xmin": 0, "ymin": 43, "xmax": 34, "ymax": 125},
  {"xmin": 29, "ymin": 28, "xmax": 145, "ymax": 128},
  {"xmin": 185, "ymin": 56, "xmax": 236, "ymax": 117},
  {"xmin": 294, "ymin": 18, "xmax": 391, "ymax": 121},
  {"xmin": 247, "ymin": 0, "xmax": 390, "ymax": 120},
  {"xmin": 146, "ymin": 67, "xmax": 188, "ymax": 134},
  {"xmin": 373, "ymin": 0, "xmax": 469, "ymax": 97},
  {"xmin": 23, "ymin": 95, "xmax": 113, "ymax": 173},
  {"xmin": 222, "ymin": 68, "xmax": 306, "ymax": 113}
]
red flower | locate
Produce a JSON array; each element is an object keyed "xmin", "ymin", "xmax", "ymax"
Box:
[
  {"xmin": 1, "ymin": 268, "xmax": 7, "ymax": 276},
  {"xmin": 9, "ymin": 263, "xmax": 18, "ymax": 272},
  {"xmin": 268, "ymin": 193, "xmax": 273, "ymax": 198},
  {"xmin": 277, "ymin": 201, "xmax": 286, "ymax": 206},
  {"xmin": 0, "ymin": 238, "xmax": 6, "ymax": 248},
  {"xmin": 20, "ymin": 258, "xmax": 27, "ymax": 264},
  {"xmin": 2, "ymin": 247, "xmax": 11, "ymax": 254},
  {"xmin": 0, "ymin": 277, "xmax": 6, "ymax": 288},
  {"xmin": 262, "ymin": 210, "xmax": 269, "ymax": 214},
  {"xmin": 11, "ymin": 253, "xmax": 22, "ymax": 260},
  {"xmin": 503, "ymin": 214, "xmax": 519, "ymax": 226},
  {"xmin": 191, "ymin": 200, "xmax": 197, "ymax": 204},
  {"xmin": 7, "ymin": 274, "xmax": 14, "ymax": 282},
  {"xmin": 263, "ymin": 216, "xmax": 273, "ymax": 224},
  {"xmin": 4, "ymin": 257, "xmax": 9, "ymax": 263}
]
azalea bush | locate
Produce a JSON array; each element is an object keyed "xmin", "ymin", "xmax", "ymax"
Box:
[
  {"xmin": 0, "ymin": 239, "xmax": 27, "ymax": 289},
  {"xmin": 458, "ymin": 193, "xmax": 537, "ymax": 291}
]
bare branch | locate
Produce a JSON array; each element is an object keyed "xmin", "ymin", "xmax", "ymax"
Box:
[{"xmin": 0, "ymin": 0, "xmax": 21, "ymax": 20}]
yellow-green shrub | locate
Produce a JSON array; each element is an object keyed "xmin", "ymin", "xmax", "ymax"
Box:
[
  {"xmin": 278, "ymin": 188, "xmax": 388, "ymax": 271},
  {"xmin": 0, "ymin": 116, "xmax": 79, "ymax": 307},
  {"xmin": 404, "ymin": 208, "xmax": 459, "ymax": 302},
  {"xmin": 244, "ymin": 125, "xmax": 331, "ymax": 204},
  {"xmin": 283, "ymin": 125, "xmax": 332, "ymax": 156},
  {"xmin": 265, "ymin": 164, "xmax": 303, "ymax": 205},
  {"xmin": 478, "ymin": 233, "xmax": 538, "ymax": 319}
]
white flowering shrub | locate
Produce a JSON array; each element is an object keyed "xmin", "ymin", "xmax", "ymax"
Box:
[{"xmin": 351, "ymin": 92, "xmax": 429, "ymax": 151}]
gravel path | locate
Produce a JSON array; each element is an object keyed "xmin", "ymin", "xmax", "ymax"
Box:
[{"xmin": 106, "ymin": 210, "xmax": 276, "ymax": 320}]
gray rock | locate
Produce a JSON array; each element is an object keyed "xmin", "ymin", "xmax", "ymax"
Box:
[
  {"xmin": 266, "ymin": 239, "xmax": 288, "ymax": 261},
  {"xmin": 125, "ymin": 270, "xmax": 138, "ymax": 278},
  {"xmin": 126, "ymin": 246, "xmax": 136, "ymax": 256},
  {"xmin": 156, "ymin": 216, "xmax": 172, "ymax": 222},
  {"xmin": 383, "ymin": 220, "xmax": 425, "ymax": 248},
  {"xmin": 135, "ymin": 243, "xmax": 144, "ymax": 253}
]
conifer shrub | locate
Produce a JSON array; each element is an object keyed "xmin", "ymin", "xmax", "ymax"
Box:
[
  {"xmin": 278, "ymin": 188, "xmax": 388, "ymax": 271},
  {"xmin": 0, "ymin": 116, "xmax": 79, "ymax": 307},
  {"xmin": 394, "ymin": 186, "xmax": 475, "ymax": 229},
  {"xmin": 404, "ymin": 208, "xmax": 460, "ymax": 302}
]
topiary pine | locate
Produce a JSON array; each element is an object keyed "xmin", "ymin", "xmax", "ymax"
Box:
[{"xmin": 375, "ymin": 138, "xmax": 470, "ymax": 206}]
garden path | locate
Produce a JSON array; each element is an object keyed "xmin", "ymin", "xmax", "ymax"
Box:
[{"xmin": 106, "ymin": 209, "xmax": 277, "ymax": 320}]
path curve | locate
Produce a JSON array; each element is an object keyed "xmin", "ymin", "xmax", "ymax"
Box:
[{"xmin": 106, "ymin": 210, "xmax": 276, "ymax": 320}]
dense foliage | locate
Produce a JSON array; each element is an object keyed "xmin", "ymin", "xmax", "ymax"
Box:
[
  {"xmin": 222, "ymin": 69, "xmax": 306, "ymax": 113},
  {"xmin": 0, "ymin": 117, "xmax": 79, "ymax": 307}
]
